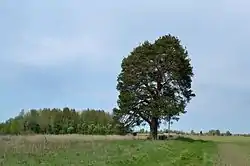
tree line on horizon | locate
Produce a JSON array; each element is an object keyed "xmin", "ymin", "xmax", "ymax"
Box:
[
  {"xmin": 137, "ymin": 128, "xmax": 249, "ymax": 137},
  {"xmin": 0, "ymin": 108, "xmax": 241, "ymax": 136},
  {"xmin": 0, "ymin": 108, "xmax": 131, "ymax": 135}
]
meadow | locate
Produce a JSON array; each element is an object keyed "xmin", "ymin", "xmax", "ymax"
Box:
[{"xmin": 1, "ymin": 134, "xmax": 249, "ymax": 166}]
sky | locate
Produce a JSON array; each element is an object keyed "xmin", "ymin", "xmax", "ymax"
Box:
[{"xmin": 1, "ymin": 0, "xmax": 250, "ymax": 134}]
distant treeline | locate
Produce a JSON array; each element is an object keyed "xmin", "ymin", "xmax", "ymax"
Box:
[
  {"xmin": 1, "ymin": 108, "xmax": 248, "ymax": 137},
  {"xmin": 0, "ymin": 108, "xmax": 131, "ymax": 135},
  {"xmin": 138, "ymin": 128, "xmax": 250, "ymax": 137}
]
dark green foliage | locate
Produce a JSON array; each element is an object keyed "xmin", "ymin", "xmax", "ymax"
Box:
[
  {"xmin": 0, "ymin": 108, "xmax": 130, "ymax": 135},
  {"xmin": 208, "ymin": 130, "xmax": 221, "ymax": 136},
  {"xmin": 225, "ymin": 131, "xmax": 232, "ymax": 136},
  {"xmin": 115, "ymin": 34, "xmax": 195, "ymax": 139}
]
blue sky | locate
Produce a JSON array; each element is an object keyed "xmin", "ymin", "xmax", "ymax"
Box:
[{"xmin": 1, "ymin": 0, "xmax": 250, "ymax": 133}]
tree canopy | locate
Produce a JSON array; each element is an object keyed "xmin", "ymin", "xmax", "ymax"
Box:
[
  {"xmin": 0, "ymin": 108, "xmax": 131, "ymax": 135},
  {"xmin": 114, "ymin": 34, "xmax": 195, "ymax": 139}
]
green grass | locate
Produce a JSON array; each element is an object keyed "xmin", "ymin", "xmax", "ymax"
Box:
[
  {"xmin": 0, "ymin": 135, "xmax": 217, "ymax": 166},
  {"xmin": 189, "ymin": 135, "xmax": 250, "ymax": 165},
  {"xmin": 189, "ymin": 135, "xmax": 250, "ymax": 143}
]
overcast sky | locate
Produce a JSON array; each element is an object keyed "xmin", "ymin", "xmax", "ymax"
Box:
[{"xmin": 1, "ymin": 0, "xmax": 250, "ymax": 133}]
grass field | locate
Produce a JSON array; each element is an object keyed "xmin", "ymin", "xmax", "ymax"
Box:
[{"xmin": 0, "ymin": 134, "xmax": 249, "ymax": 166}]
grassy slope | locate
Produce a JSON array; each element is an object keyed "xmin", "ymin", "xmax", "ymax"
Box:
[
  {"xmin": 0, "ymin": 136, "xmax": 217, "ymax": 166},
  {"xmin": 190, "ymin": 135, "xmax": 250, "ymax": 165},
  {"xmin": 215, "ymin": 143, "xmax": 250, "ymax": 165}
]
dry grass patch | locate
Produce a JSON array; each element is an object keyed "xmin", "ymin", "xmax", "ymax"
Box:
[{"xmin": 0, "ymin": 135, "xmax": 217, "ymax": 166}]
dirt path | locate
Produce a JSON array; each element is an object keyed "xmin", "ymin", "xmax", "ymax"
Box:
[{"xmin": 215, "ymin": 143, "xmax": 250, "ymax": 166}]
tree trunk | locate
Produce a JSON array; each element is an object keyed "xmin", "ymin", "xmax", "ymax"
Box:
[
  {"xmin": 150, "ymin": 117, "xmax": 158, "ymax": 140},
  {"xmin": 168, "ymin": 120, "xmax": 171, "ymax": 137}
]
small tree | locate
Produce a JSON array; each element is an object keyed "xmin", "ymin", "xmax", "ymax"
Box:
[
  {"xmin": 215, "ymin": 129, "xmax": 221, "ymax": 136},
  {"xmin": 165, "ymin": 115, "xmax": 179, "ymax": 136},
  {"xmin": 139, "ymin": 128, "xmax": 145, "ymax": 133},
  {"xmin": 67, "ymin": 126, "xmax": 74, "ymax": 134},
  {"xmin": 114, "ymin": 34, "xmax": 195, "ymax": 139},
  {"xmin": 225, "ymin": 130, "xmax": 232, "ymax": 136}
]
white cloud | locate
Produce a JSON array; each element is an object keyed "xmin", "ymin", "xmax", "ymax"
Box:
[
  {"xmin": 2, "ymin": 0, "xmax": 250, "ymax": 73},
  {"xmin": 1, "ymin": 0, "xmax": 125, "ymax": 69},
  {"xmin": 12, "ymin": 35, "xmax": 107, "ymax": 67}
]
